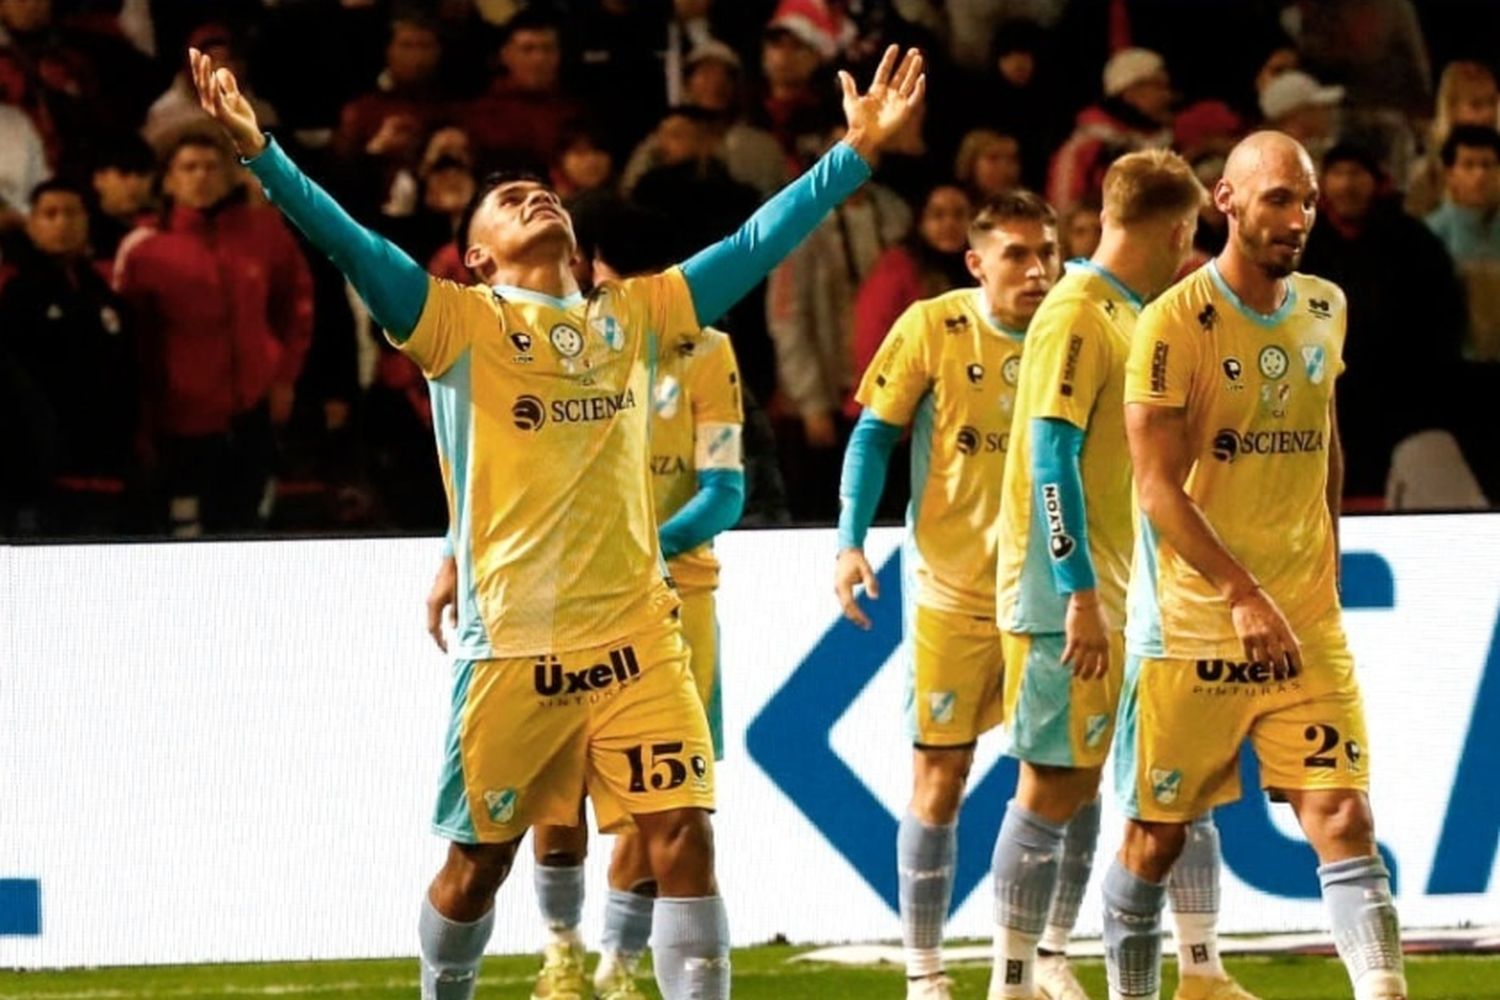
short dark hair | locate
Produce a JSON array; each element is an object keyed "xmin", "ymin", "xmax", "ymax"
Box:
[
  {"xmin": 456, "ymin": 168, "xmax": 554, "ymax": 257},
  {"xmin": 29, "ymin": 177, "xmax": 87, "ymax": 208},
  {"xmin": 160, "ymin": 127, "xmax": 234, "ymax": 169},
  {"xmin": 1441, "ymin": 124, "xmax": 1500, "ymax": 169},
  {"xmin": 500, "ymin": 8, "xmax": 560, "ymax": 46},
  {"xmin": 93, "ymin": 135, "xmax": 156, "ymax": 176},
  {"xmin": 573, "ymin": 197, "xmax": 676, "ymax": 278},
  {"xmin": 969, "ymin": 189, "xmax": 1056, "ymax": 244}
]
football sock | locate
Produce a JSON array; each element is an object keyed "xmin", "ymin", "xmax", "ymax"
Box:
[
  {"xmin": 653, "ymin": 896, "xmax": 730, "ymax": 1000},
  {"xmin": 535, "ymin": 861, "xmax": 585, "ymax": 945},
  {"xmin": 989, "ymin": 802, "xmax": 1066, "ymax": 998},
  {"xmin": 1168, "ymin": 814, "xmax": 1225, "ymax": 979},
  {"xmin": 419, "ymin": 896, "xmax": 495, "ymax": 1000},
  {"xmin": 898, "ymin": 810, "xmax": 957, "ymax": 979},
  {"xmin": 1102, "ymin": 859, "xmax": 1166, "ymax": 1000},
  {"xmin": 1319, "ymin": 855, "xmax": 1406, "ymax": 1000},
  {"xmin": 1039, "ymin": 796, "xmax": 1101, "ymax": 955},
  {"xmin": 596, "ymin": 887, "xmax": 656, "ymax": 987}
]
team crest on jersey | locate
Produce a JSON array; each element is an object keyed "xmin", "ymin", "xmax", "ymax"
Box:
[
  {"xmin": 1084, "ymin": 713, "xmax": 1111, "ymax": 748},
  {"xmin": 590, "ymin": 312, "xmax": 625, "ymax": 352},
  {"xmin": 655, "ymin": 375, "xmax": 682, "ymax": 418},
  {"xmin": 1150, "ymin": 768, "xmax": 1183, "ymax": 805},
  {"xmin": 550, "ymin": 323, "xmax": 585, "ymax": 357},
  {"xmin": 929, "ymin": 691, "xmax": 957, "ymax": 725},
  {"xmin": 1258, "ymin": 345, "xmax": 1289, "ymax": 380},
  {"xmin": 1002, "ymin": 356, "xmax": 1021, "ymax": 386},
  {"xmin": 1301, "ymin": 345, "xmax": 1327, "ymax": 385},
  {"xmin": 483, "ymin": 788, "xmax": 519, "ymax": 824}
]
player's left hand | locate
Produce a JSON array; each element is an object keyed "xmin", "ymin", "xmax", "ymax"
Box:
[
  {"xmin": 1062, "ymin": 589, "xmax": 1110, "ymax": 680},
  {"xmin": 426, "ymin": 556, "xmax": 458, "ymax": 653},
  {"xmin": 839, "ymin": 45, "xmax": 925, "ymax": 162}
]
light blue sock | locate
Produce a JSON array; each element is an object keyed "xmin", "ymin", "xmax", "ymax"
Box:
[
  {"xmin": 1168, "ymin": 814, "xmax": 1224, "ymax": 978},
  {"xmin": 990, "ymin": 802, "xmax": 1066, "ymax": 995},
  {"xmin": 419, "ymin": 897, "xmax": 495, "ymax": 1000},
  {"xmin": 1040, "ymin": 797, "xmax": 1102, "ymax": 953},
  {"xmin": 652, "ymin": 896, "xmax": 730, "ymax": 1000},
  {"xmin": 601, "ymin": 887, "xmax": 655, "ymax": 958},
  {"xmin": 898, "ymin": 810, "xmax": 957, "ymax": 978},
  {"xmin": 1102, "ymin": 860, "xmax": 1166, "ymax": 999},
  {"xmin": 1319, "ymin": 855, "xmax": 1405, "ymax": 996},
  {"xmin": 534, "ymin": 862, "xmax": 585, "ymax": 939}
]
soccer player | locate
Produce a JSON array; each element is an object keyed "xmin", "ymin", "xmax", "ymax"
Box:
[
  {"xmin": 187, "ymin": 43, "xmax": 925, "ymax": 1000},
  {"xmin": 1105, "ymin": 130, "xmax": 1406, "ymax": 1000},
  {"xmin": 835, "ymin": 190, "xmax": 1060, "ymax": 1000},
  {"xmin": 992, "ymin": 151, "xmax": 1256, "ymax": 1000},
  {"xmin": 428, "ymin": 205, "xmax": 747, "ymax": 1000}
]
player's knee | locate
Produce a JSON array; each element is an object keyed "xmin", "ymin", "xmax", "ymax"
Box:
[
  {"xmin": 1302, "ymin": 792, "xmax": 1376, "ymax": 856},
  {"xmin": 1123, "ymin": 819, "xmax": 1188, "ymax": 879},
  {"xmin": 911, "ymin": 747, "xmax": 973, "ymax": 824},
  {"xmin": 641, "ymin": 808, "xmax": 717, "ymax": 874},
  {"xmin": 440, "ymin": 841, "xmax": 518, "ymax": 906}
]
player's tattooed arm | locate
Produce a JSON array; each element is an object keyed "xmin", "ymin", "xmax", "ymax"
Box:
[{"xmin": 1126, "ymin": 401, "xmax": 1303, "ymax": 671}]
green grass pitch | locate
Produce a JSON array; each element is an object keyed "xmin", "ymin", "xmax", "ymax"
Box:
[{"xmin": 3, "ymin": 946, "xmax": 1498, "ymax": 999}]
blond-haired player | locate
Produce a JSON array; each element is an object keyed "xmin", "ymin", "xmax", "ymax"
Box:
[
  {"xmin": 835, "ymin": 191, "xmax": 1059, "ymax": 1000},
  {"xmin": 1105, "ymin": 131, "xmax": 1406, "ymax": 1000},
  {"xmin": 992, "ymin": 151, "xmax": 1256, "ymax": 1000}
]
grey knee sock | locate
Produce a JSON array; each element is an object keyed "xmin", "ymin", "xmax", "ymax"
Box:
[
  {"xmin": 601, "ymin": 887, "xmax": 655, "ymax": 958},
  {"xmin": 534, "ymin": 862, "xmax": 585, "ymax": 938},
  {"xmin": 419, "ymin": 897, "xmax": 495, "ymax": 1000},
  {"xmin": 990, "ymin": 801, "xmax": 1066, "ymax": 996},
  {"xmin": 1319, "ymin": 856, "xmax": 1404, "ymax": 995},
  {"xmin": 652, "ymin": 896, "xmax": 730, "ymax": 1000},
  {"xmin": 898, "ymin": 810, "xmax": 957, "ymax": 978},
  {"xmin": 1041, "ymin": 797, "xmax": 1102, "ymax": 953},
  {"xmin": 1102, "ymin": 860, "xmax": 1166, "ymax": 1000},
  {"xmin": 1168, "ymin": 814, "xmax": 1223, "ymax": 978}
]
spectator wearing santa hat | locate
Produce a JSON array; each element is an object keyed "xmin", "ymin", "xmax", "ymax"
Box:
[{"xmin": 1047, "ymin": 47, "xmax": 1173, "ymax": 213}]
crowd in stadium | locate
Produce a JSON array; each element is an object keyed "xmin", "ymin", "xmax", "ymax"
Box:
[{"xmin": 2, "ymin": 0, "xmax": 1498, "ymax": 538}]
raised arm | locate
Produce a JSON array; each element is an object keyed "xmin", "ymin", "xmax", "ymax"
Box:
[
  {"xmin": 187, "ymin": 48, "xmax": 428, "ymax": 341},
  {"xmin": 680, "ymin": 45, "xmax": 926, "ymax": 327},
  {"xmin": 1126, "ymin": 401, "xmax": 1302, "ymax": 669}
]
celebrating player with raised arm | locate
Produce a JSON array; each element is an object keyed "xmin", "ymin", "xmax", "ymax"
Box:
[
  {"xmin": 992, "ymin": 151, "xmax": 1256, "ymax": 1000},
  {"xmin": 1105, "ymin": 132, "xmax": 1406, "ymax": 1000},
  {"xmin": 188, "ymin": 43, "xmax": 923, "ymax": 1000},
  {"xmin": 835, "ymin": 191, "xmax": 1060, "ymax": 1000}
]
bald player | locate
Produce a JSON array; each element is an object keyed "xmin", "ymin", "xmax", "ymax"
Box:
[{"xmin": 1103, "ymin": 131, "xmax": 1406, "ymax": 1000}]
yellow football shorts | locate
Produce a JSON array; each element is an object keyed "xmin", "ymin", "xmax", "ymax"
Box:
[
  {"xmin": 1114, "ymin": 617, "xmax": 1370, "ymax": 822},
  {"xmin": 1002, "ymin": 630, "xmax": 1125, "ymax": 769},
  {"xmin": 678, "ymin": 587, "xmax": 724, "ymax": 759},
  {"xmin": 905, "ymin": 604, "xmax": 1006, "ymax": 747},
  {"xmin": 431, "ymin": 613, "xmax": 716, "ymax": 843}
]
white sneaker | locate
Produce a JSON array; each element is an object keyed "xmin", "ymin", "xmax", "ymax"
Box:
[
  {"xmin": 1036, "ymin": 953, "xmax": 1092, "ymax": 1000},
  {"xmin": 907, "ymin": 973, "xmax": 956, "ymax": 999}
]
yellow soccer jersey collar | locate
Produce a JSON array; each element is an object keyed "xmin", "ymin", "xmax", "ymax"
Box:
[
  {"xmin": 1205, "ymin": 259, "xmax": 1299, "ymax": 328},
  {"xmin": 977, "ymin": 289, "xmax": 1029, "ymax": 341},
  {"xmin": 491, "ymin": 283, "xmax": 586, "ymax": 310},
  {"xmin": 1065, "ymin": 258, "xmax": 1145, "ymax": 310}
]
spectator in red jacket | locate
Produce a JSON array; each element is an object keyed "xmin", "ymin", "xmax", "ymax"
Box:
[
  {"xmin": 849, "ymin": 183, "xmax": 974, "ymax": 410},
  {"xmin": 1047, "ymin": 47, "xmax": 1174, "ymax": 213},
  {"xmin": 334, "ymin": 12, "xmax": 448, "ymax": 164},
  {"xmin": 458, "ymin": 9, "xmax": 583, "ymax": 171},
  {"xmin": 116, "ymin": 129, "xmax": 313, "ymax": 536}
]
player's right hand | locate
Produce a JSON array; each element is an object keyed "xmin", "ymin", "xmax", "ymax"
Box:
[
  {"xmin": 1230, "ymin": 586, "xmax": 1303, "ymax": 673},
  {"xmin": 426, "ymin": 556, "xmax": 458, "ymax": 653},
  {"xmin": 1062, "ymin": 589, "xmax": 1110, "ymax": 680},
  {"xmin": 835, "ymin": 547, "xmax": 880, "ymax": 630},
  {"xmin": 189, "ymin": 46, "xmax": 265, "ymax": 158}
]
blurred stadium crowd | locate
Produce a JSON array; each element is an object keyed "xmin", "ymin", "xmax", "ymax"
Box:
[{"xmin": 2, "ymin": 0, "xmax": 1499, "ymax": 538}]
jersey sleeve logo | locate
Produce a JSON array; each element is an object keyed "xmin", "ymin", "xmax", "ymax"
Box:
[
  {"xmin": 1197, "ymin": 303, "xmax": 1218, "ymax": 330},
  {"xmin": 1060, "ymin": 334, "xmax": 1084, "ymax": 396},
  {"xmin": 1308, "ymin": 297, "xmax": 1332, "ymax": 319},
  {"xmin": 1149, "ymin": 340, "xmax": 1170, "ymax": 395}
]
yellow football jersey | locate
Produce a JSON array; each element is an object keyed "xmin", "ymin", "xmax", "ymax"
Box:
[
  {"xmin": 396, "ymin": 271, "xmax": 697, "ymax": 658},
  {"xmin": 856, "ymin": 287, "xmax": 1024, "ymax": 617},
  {"xmin": 995, "ymin": 262, "xmax": 1141, "ymax": 633},
  {"xmin": 1125, "ymin": 261, "xmax": 1347, "ymax": 659},
  {"xmin": 651, "ymin": 327, "xmax": 745, "ymax": 594}
]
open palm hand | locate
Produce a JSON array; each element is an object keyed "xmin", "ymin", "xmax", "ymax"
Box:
[{"xmin": 839, "ymin": 45, "xmax": 926, "ymax": 161}]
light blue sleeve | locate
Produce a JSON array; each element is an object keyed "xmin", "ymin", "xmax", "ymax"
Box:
[
  {"xmin": 680, "ymin": 141, "xmax": 872, "ymax": 326},
  {"xmin": 659, "ymin": 469, "xmax": 746, "ymax": 559},
  {"xmin": 837, "ymin": 411, "xmax": 903, "ymax": 551},
  {"xmin": 439, "ymin": 534, "xmax": 455, "ymax": 559},
  {"xmin": 1031, "ymin": 416, "xmax": 1097, "ymax": 594},
  {"xmin": 242, "ymin": 135, "xmax": 428, "ymax": 340}
]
